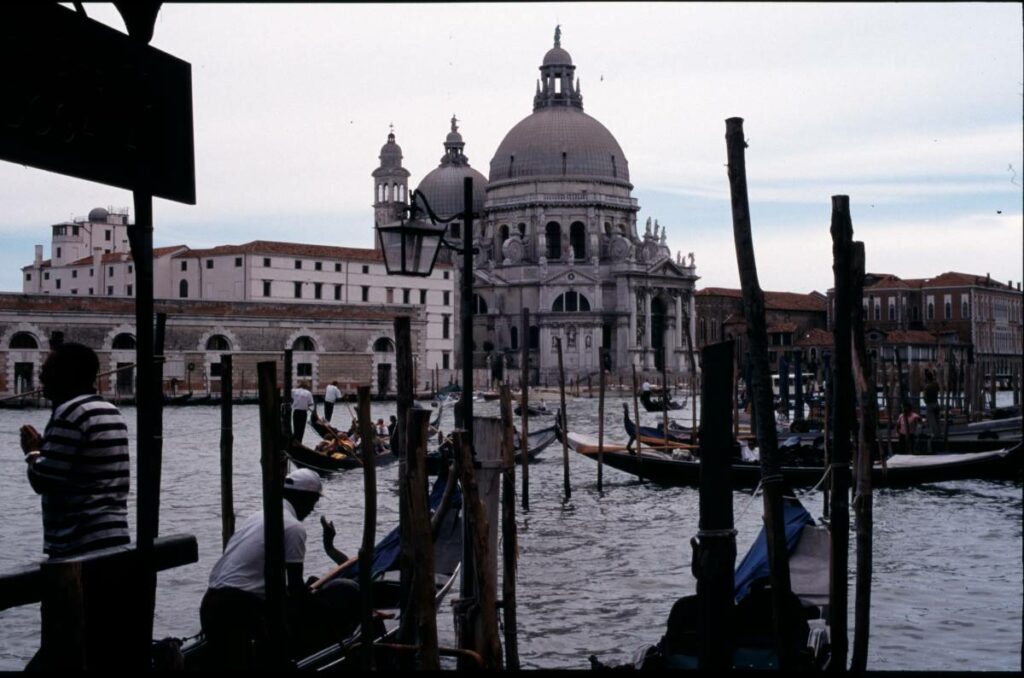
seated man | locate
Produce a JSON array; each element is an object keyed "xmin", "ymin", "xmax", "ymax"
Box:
[{"xmin": 200, "ymin": 469, "xmax": 359, "ymax": 668}]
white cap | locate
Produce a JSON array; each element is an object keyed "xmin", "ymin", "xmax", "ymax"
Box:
[{"xmin": 284, "ymin": 468, "xmax": 323, "ymax": 496}]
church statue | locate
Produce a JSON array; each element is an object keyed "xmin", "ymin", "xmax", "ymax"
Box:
[
  {"xmin": 687, "ymin": 252, "xmax": 695, "ymax": 267},
  {"xmin": 554, "ymin": 24, "xmax": 561, "ymax": 47},
  {"xmin": 645, "ymin": 216, "xmax": 652, "ymax": 235}
]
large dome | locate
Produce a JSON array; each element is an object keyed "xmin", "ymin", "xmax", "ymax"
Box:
[{"xmin": 488, "ymin": 106, "xmax": 630, "ymax": 184}]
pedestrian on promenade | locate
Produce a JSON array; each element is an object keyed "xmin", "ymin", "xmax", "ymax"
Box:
[{"xmin": 323, "ymin": 380, "xmax": 341, "ymax": 422}]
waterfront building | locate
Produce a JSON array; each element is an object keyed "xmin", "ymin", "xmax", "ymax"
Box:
[
  {"xmin": 695, "ymin": 287, "xmax": 828, "ymax": 374},
  {"xmin": 828, "ymin": 271, "xmax": 1023, "ymax": 387}
]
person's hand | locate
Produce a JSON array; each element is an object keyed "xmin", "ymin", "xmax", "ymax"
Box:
[
  {"xmin": 20, "ymin": 425, "xmax": 42, "ymax": 455},
  {"xmin": 320, "ymin": 516, "xmax": 336, "ymax": 544}
]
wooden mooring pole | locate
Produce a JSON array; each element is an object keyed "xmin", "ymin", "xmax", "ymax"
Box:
[
  {"xmin": 220, "ymin": 353, "xmax": 235, "ymax": 549},
  {"xmin": 695, "ymin": 340, "xmax": 736, "ymax": 670},
  {"xmin": 520, "ymin": 308, "xmax": 531, "ymax": 512},
  {"xmin": 597, "ymin": 348, "xmax": 607, "ymax": 492},
  {"xmin": 829, "ymin": 194, "xmax": 856, "ymax": 670},
  {"xmin": 394, "ymin": 316, "xmax": 415, "ymax": 656},
  {"xmin": 404, "ymin": 407, "xmax": 440, "ymax": 669},
  {"xmin": 355, "ymin": 385, "xmax": 379, "ymax": 670},
  {"xmin": 631, "ymin": 363, "xmax": 645, "ymax": 482},
  {"xmin": 499, "ymin": 386, "xmax": 521, "ymax": 669},
  {"xmin": 257, "ymin": 361, "xmax": 288, "ymax": 669},
  {"xmin": 850, "ymin": 241, "xmax": 876, "ymax": 672},
  {"xmin": 556, "ymin": 337, "xmax": 571, "ymax": 501},
  {"xmin": 725, "ymin": 117, "xmax": 795, "ymax": 670}
]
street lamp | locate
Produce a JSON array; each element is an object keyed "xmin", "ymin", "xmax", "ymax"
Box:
[{"xmin": 376, "ymin": 176, "xmax": 479, "ymax": 664}]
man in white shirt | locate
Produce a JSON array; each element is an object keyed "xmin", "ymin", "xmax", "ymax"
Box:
[
  {"xmin": 199, "ymin": 469, "xmax": 359, "ymax": 667},
  {"xmin": 290, "ymin": 381, "xmax": 314, "ymax": 444},
  {"xmin": 323, "ymin": 380, "xmax": 342, "ymax": 422}
]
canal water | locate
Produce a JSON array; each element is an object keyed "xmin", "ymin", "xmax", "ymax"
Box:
[{"xmin": 0, "ymin": 393, "xmax": 1020, "ymax": 670}]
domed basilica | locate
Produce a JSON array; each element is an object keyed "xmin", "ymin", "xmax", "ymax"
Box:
[{"xmin": 373, "ymin": 29, "xmax": 699, "ymax": 382}]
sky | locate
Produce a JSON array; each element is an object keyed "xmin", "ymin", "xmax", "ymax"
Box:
[{"xmin": 1, "ymin": 2, "xmax": 1021, "ymax": 295}]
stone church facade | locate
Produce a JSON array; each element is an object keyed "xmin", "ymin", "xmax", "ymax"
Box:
[{"xmin": 377, "ymin": 31, "xmax": 700, "ymax": 383}]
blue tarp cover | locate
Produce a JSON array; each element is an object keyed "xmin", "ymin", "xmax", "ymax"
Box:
[
  {"xmin": 733, "ymin": 498, "xmax": 815, "ymax": 603},
  {"xmin": 342, "ymin": 473, "xmax": 461, "ymax": 579}
]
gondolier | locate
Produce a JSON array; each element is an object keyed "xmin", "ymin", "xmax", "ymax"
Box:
[
  {"xmin": 291, "ymin": 380, "xmax": 315, "ymax": 444},
  {"xmin": 200, "ymin": 469, "xmax": 360, "ymax": 668},
  {"xmin": 323, "ymin": 380, "xmax": 341, "ymax": 422}
]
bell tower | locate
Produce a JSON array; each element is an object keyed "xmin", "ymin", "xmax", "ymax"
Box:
[{"xmin": 372, "ymin": 126, "xmax": 411, "ymax": 249}]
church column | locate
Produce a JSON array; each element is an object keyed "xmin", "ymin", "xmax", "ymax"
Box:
[
  {"xmin": 643, "ymin": 288, "xmax": 654, "ymax": 369},
  {"xmin": 676, "ymin": 292, "xmax": 685, "ymax": 372}
]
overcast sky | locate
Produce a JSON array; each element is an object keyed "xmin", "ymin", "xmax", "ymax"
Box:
[{"xmin": 2, "ymin": 2, "xmax": 1021, "ymax": 294}]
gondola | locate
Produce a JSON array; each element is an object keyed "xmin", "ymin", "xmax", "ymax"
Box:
[
  {"xmin": 560, "ymin": 421, "xmax": 1022, "ymax": 488},
  {"xmin": 598, "ymin": 495, "xmax": 831, "ymax": 670},
  {"xmin": 425, "ymin": 425, "xmax": 558, "ymax": 476},
  {"xmin": 514, "ymin": 401, "xmax": 550, "ymax": 417},
  {"xmin": 166, "ymin": 392, "xmax": 192, "ymax": 405},
  {"xmin": 286, "ymin": 438, "xmax": 395, "ymax": 473},
  {"xmin": 639, "ymin": 389, "xmax": 684, "ymax": 412},
  {"xmin": 623, "ymin": 403, "xmax": 696, "ymax": 449},
  {"xmin": 181, "ymin": 474, "xmax": 462, "ymax": 670}
]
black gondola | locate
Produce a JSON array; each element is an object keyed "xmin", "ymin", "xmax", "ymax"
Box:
[
  {"xmin": 425, "ymin": 425, "xmax": 558, "ymax": 476},
  {"xmin": 599, "ymin": 495, "xmax": 831, "ymax": 670},
  {"xmin": 560, "ymin": 419, "xmax": 1023, "ymax": 488},
  {"xmin": 181, "ymin": 475, "xmax": 462, "ymax": 670},
  {"xmin": 286, "ymin": 438, "xmax": 395, "ymax": 473},
  {"xmin": 639, "ymin": 389, "xmax": 684, "ymax": 412}
]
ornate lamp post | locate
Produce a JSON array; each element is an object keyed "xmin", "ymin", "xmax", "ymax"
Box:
[{"xmin": 376, "ymin": 176, "xmax": 478, "ymax": 659}]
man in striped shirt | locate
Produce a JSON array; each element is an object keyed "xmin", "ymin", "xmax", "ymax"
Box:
[{"xmin": 19, "ymin": 343, "xmax": 131, "ymax": 558}]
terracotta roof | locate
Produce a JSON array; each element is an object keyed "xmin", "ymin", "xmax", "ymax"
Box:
[
  {"xmin": 864, "ymin": 271, "xmax": 1015, "ymax": 291},
  {"xmin": 766, "ymin": 322, "xmax": 798, "ymax": 334},
  {"xmin": 796, "ymin": 328, "xmax": 833, "ymax": 346},
  {"xmin": 173, "ymin": 240, "xmax": 385, "ymax": 263},
  {"xmin": 0, "ymin": 293, "xmax": 422, "ymax": 322},
  {"xmin": 22, "ymin": 260, "xmax": 52, "ymax": 270},
  {"xmin": 877, "ymin": 330, "xmax": 938, "ymax": 345},
  {"xmin": 696, "ymin": 287, "xmax": 827, "ymax": 312}
]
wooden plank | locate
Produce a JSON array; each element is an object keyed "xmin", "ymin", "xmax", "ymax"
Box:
[
  {"xmin": 257, "ymin": 361, "xmax": 288, "ymax": 668},
  {"xmin": 356, "ymin": 385, "xmax": 378, "ymax": 670},
  {"xmin": 499, "ymin": 386, "xmax": 520, "ymax": 669},
  {"xmin": 220, "ymin": 353, "xmax": 235, "ymax": 549}
]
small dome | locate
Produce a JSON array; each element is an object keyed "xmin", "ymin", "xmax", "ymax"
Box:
[
  {"xmin": 542, "ymin": 46, "xmax": 573, "ymax": 66},
  {"xmin": 378, "ymin": 132, "xmax": 403, "ymax": 168},
  {"xmin": 446, "ymin": 129, "xmax": 464, "ymax": 145},
  {"xmin": 88, "ymin": 207, "xmax": 109, "ymax": 222},
  {"xmin": 415, "ymin": 165, "xmax": 487, "ymax": 218}
]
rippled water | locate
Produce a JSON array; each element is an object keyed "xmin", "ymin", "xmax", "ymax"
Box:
[{"xmin": 0, "ymin": 393, "xmax": 1020, "ymax": 670}]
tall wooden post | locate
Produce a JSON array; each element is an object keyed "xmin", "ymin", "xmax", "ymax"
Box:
[
  {"xmin": 406, "ymin": 408, "xmax": 441, "ymax": 669},
  {"xmin": 498, "ymin": 387, "xmax": 520, "ymax": 669},
  {"xmin": 695, "ymin": 340, "xmax": 736, "ymax": 670},
  {"xmin": 850, "ymin": 242, "xmax": 875, "ymax": 672},
  {"xmin": 661, "ymin": 354, "xmax": 670, "ymax": 448},
  {"xmin": 456, "ymin": 424, "xmax": 504, "ymax": 669},
  {"xmin": 355, "ymin": 386, "xmax": 379, "ymax": 669},
  {"xmin": 556, "ymin": 337, "xmax": 571, "ymax": 501},
  {"xmin": 520, "ymin": 308, "xmax": 531, "ymax": 511},
  {"xmin": 220, "ymin": 353, "xmax": 235, "ymax": 549},
  {"xmin": 282, "ymin": 348, "xmax": 293, "ymax": 441},
  {"xmin": 597, "ymin": 348, "xmax": 607, "ymax": 492},
  {"xmin": 257, "ymin": 361, "xmax": 288, "ymax": 668},
  {"xmin": 725, "ymin": 117, "xmax": 794, "ymax": 669},
  {"xmin": 394, "ymin": 316, "xmax": 415, "ymax": 650},
  {"xmin": 828, "ymin": 195, "xmax": 855, "ymax": 671},
  {"xmin": 631, "ymin": 363, "xmax": 645, "ymax": 482}
]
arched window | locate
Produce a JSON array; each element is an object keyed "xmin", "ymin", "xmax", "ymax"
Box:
[
  {"xmin": 510, "ymin": 326, "xmax": 519, "ymax": 350},
  {"xmin": 699, "ymin": 318, "xmax": 707, "ymax": 342},
  {"xmin": 546, "ymin": 222, "xmax": 561, "ymax": 259},
  {"xmin": 293, "ymin": 336, "xmax": 316, "ymax": 351},
  {"xmin": 9, "ymin": 332, "xmax": 39, "ymax": 349},
  {"xmin": 619, "ymin": 224, "xmax": 629, "ymax": 235},
  {"xmin": 206, "ymin": 335, "xmax": 230, "ymax": 351},
  {"xmin": 112, "ymin": 333, "xmax": 136, "ymax": 350},
  {"xmin": 570, "ymin": 222, "xmax": 586, "ymax": 260},
  {"xmin": 498, "ymin": 225, "xmax": 510, "ymax": 252},
  {"xmin": 517, "ymin": 223, "xmax": 526, "ymax": 236},
  {"xmin": 604, "ymin": 222, "xmax": 612, "ymax": 236},
  {"xmin": 529, "ymin": 326, "xmax": 540, "ymax": 349},
  {"xmin": 472, "ymin": 294, "xmax": 488, "ymax": 314},
  {"xmin": 179, "ymin": 279, "xmax": 188, "ymax": 298},
  {"xmin": 373, "ymin": 337, "xmax": 394, "ymax": 352},
  {"xmin": 552, "ymin": 291, "xmax": 591, "ymax": 312},
  {"xmin": 377, "ymin": 184, "xmax": 384, "ymax": 203}
]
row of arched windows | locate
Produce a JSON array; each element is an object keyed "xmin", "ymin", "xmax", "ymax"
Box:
[
  {"xmin": 544, "ymin": 221, "xmax": 588, "ymax": 260},
  {"xmin": 376, "ymin": 183, "xmax": 407, "ymax": 203},
  {"xmin": 6, "ymin": 331, "xmax": 319, "ymax": 353}
]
